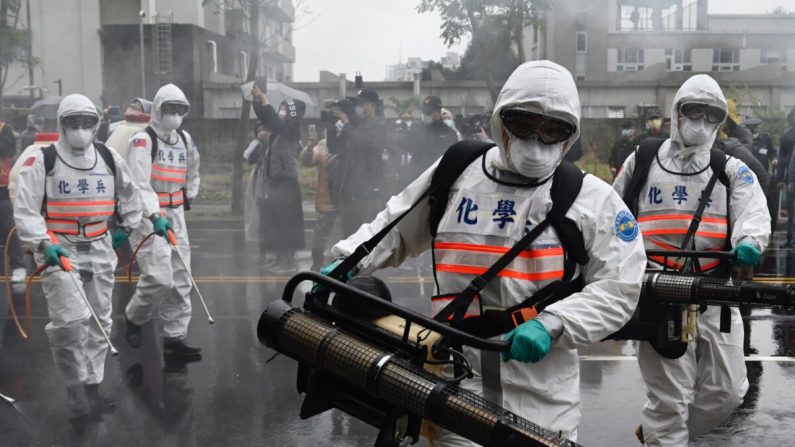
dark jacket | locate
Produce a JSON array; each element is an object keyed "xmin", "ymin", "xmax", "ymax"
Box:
[
  {"xmin": 252, "ymin": 102, "xmax": 300, "ymax": 178},
  {"xmin": 408, "ymin": 120, "xmax": 459, "ymax": 176},
  {"xmin": 751, "ymin": 132, "xmax": 776, "ymax": 171},
  {"xmin": 609, "ymin": 137, "xmax": 636, "ymax": 170},
  {"xmin": 716, "ymin": 137, "xmax": 770, "ymax": 192},
  {"xmin": 781, "ymin": 128, "xmax": 795, "ymax": 182},
  {"xmin": 0, "ymin": 121, "xmax": 15, "ymax": 158},
  {"xmin": 326, "ymin": 118, "xmax": 386, "ymax": 202}
]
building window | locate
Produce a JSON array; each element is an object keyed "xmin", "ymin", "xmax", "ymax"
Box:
[
  {"xmin": 712, "ymin": 48, "xmax": 739, "ymax": 71},
  {"xmin": 665, "ymin": 49, "xmax": 692, "ymax": 71},
  {"xmin": 762, "ymin": 49, "xmax": 788, "ymax": 71},
  {"xmin": 576, "ymin": 32, "xmax": 587, "ymax": 53},
  {"xmin": 608, "ymin": 107, "xmax": 625, "ymax": 119},
  {"xmin": 617, "ymin": 48, "xmax": 645, "ymax": 71},
  {"xmin": 618, "ymin": 4, "xmax": 653, "ymax": 31},
  {"xmin": 576, "ymin": 11, "xmax": 588, "ymax": 30}
]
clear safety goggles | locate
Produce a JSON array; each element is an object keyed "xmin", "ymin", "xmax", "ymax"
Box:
[
  {"xmin": 500, "ymin": 108, "xmax": 576, "ymax": 145},
  {"xmin": 161, "ymin": 102, "xmax": 189, "ymax": 116},
  {"xmin": 678, "ymin": 102, "xmax": 727, "ymax": 124},
  {"xmin": 61, "ymin": 115, "xmax": 99, "ymax": 130}
]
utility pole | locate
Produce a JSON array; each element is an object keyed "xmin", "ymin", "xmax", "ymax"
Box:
[
  {"xmin": 139, "ymin": 10, "xmax": 146, "ymax": 97},
  {"xmin": 25, "ymin": 0, "xmax": 33, "ymax": 101}
]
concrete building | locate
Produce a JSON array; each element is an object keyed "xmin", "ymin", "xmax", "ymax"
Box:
[
  {"xmin": 2, "ymin": 0, "xmax": 296, "ymax": 119},
  {"xmin": 385, "ymin": 52, "xmax": 461, "ymax": 81},
  {"xmin": 527, "ymin": 0, "xmax": 795, "ymax": 119}
]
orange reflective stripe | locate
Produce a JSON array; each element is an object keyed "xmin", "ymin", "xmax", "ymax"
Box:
[
  {"xmin": 433, "ymin": 242, "xmax": 563, "ymax": 259},
  {"xmin": 46, "ymin": 200, "xmax": 115, "ymax": 207},
  {"xmin": 152, "ymin": 165, "xmax": 187, "ymax": 175},
  {"xmin": 643, "ymin": 228, "xmax": 727, "ymax": 239},
  {"xmin": 84, "ymin": 224, "xmax": 108, "ymax": 238},
  {"xmin": 151, "ymin": 173, "xmax": 187, "ymax": 183},
  {"xmin": 637, "ymin": 214, "xmax": 727, "ymax": 224},
  {"xmin": 435, "ymin": 263, "xmax": 564, "ymax": 281},
  {"xmin": 649, "ymin": 256, "xmax": 721, "ymax": 272},
  {"xmin": 47, "ymin": 210, "xmax": 114, "ymax": 218}
]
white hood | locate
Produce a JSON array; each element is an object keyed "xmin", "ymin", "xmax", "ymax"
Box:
[
  {"xmin": 55, "ymin": 94, "xmax": 100, "ymax": 154},
  {"xmin": 668, "ymin": 74, "xmax": 727, "ymax": 158},
  {"xmin": 490, "ymin": 60, "xmax": 581, "ymax": 173},
  {"xmin": 150, "ymin": 83, "xmax": 189, "ymax": 133}
]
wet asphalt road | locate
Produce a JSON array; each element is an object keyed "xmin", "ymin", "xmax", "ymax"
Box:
[{"xmin": 1, "ymin": 219, "xmax": 795, "ymax": 446}]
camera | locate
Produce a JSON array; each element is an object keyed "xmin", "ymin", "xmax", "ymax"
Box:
[
  {"xmin": 461, "ymin": 113, "xmax": 492, "ymax": 138},
  {"xmin": 320, "ymin": 110, "xmax": 338, "ymax": 125}
]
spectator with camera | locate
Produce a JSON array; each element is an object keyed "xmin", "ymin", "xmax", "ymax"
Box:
[
  {"xmin": 325, "ymin": 89, "xmax": 387, "ymax": 235},
  {"xmin": 408, "ymin": 96, "xmax": 459, "ymax": 179}
]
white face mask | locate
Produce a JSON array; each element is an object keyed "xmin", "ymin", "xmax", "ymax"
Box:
[
  {"xmin": 421, "ymin": 113, "xmax": 432, "ymax": 124},
  {"xmin": 443, "ymin": 118, "xmax": 455, "ymax": 129},
  {"xmin": 507, "ymin": 136, "xmax": 564, "ymax": 179},
  {"xmin": 355, "ymin": 105, "xmax": 366, "ymax": 118},
  {"xmin": 160, "ymin": 113, "xmax": 183, "ymax": 131},
  {"xmin": 65, "ymin": 128, "xmax": 94, "ymax": 149},
  {"xmin": 679, "ymin": 117, "xmax": 715, "ymax": 147}
]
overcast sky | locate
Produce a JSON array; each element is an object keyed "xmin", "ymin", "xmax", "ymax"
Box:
[{"xmin": 291, "ymin": 0, "xmax": 795, "ymax": 82}]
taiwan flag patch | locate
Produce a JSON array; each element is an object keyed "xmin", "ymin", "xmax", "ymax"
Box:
[
  {"xmin": 22, "ymin": 157, "xmax": 36, "ymax": 167},
  {"xmin": 132, "ymin": 138, "xmax": 147, "ymax": 149}
]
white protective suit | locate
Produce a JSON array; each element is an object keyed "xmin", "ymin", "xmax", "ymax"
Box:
[
  {"xmin": 13, "ymin": 94, "xmax": 142, "ymax": 412},
  {"xmin": 613, "ymin": 74, "xmax": 770, "ymax": 446},
  {"xmin": 124, "ymin": 84, "xmax": 200, "ymax": 341},
  {"xmin": 332, "ymin": 61, "xmax": 647, "ymax": 443}
]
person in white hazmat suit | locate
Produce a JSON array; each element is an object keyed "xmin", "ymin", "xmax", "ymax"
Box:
[
  {"xmin": 324, "ymin": 61, "xmax": 647, "ymax": 443},
  {"xmin": 613, "ymin": 74, "xmax": 770, "ymax": 446},
  {"xmin": 123, "ymin": 84, "xmax": 202, "ymax": 360},
  {"xmin": 13, "ymin": 94, "xmax": 143, "ymax": 422}
]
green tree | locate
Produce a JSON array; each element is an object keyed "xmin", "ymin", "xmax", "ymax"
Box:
[
  {"xmin": 416, "ymin": 0, "xmax": 549, "ymax": 100},
  {"xmin": 0, "ymin": 0, "xmax": 32, "ymax": 116},
  {"xmin": 203, "ymin": 0, "xmax": 298, "ymax": 213}
]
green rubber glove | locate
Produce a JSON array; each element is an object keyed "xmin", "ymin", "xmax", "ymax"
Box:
[
  {"xmin": 313, "ymin": 259, "xmax": 355, "ymax": 292},
  {"xmin": 111, "ymin": 229, "xmax": 129, "ymax": 249},
  {"xmin": 732, "ymin": 240, "xmax": 761, "ymax": 267},
  {"xmin": 151, "ymin": 216, "xmax": 173, "ymax": 238},
  {"xmin": 501, "ymin": 319, "xmax": 551, "ymax": 363},
  {"xmin": 43, "ymin": 244, "xmax": 70, "ymax": 269}
]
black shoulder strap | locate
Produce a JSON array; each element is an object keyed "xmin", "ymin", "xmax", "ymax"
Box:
[
  {"xmin": 428, "ymin": 140, "xmax": 496, "ymax": 237},
  {"xmin": 433, "ymin": 161, "xmax": 587, "ymax": 326},
  {"xmin": 176, "ymin": 128, "xmax": 189, "ymax": 151},
  {"xmin": 709, "ymin": 147, "xmax": 730, "ymax": 188},
  {"xmin": 145, "ymin": 126, "xmax": 158, "ymax": 162},
  {"xmin": 328, "ymin": 140, "xmax": 494, "ymax": 282},
  {"xmin": 622, "ymin": 138, "xmax": 665, "ymax": 215},
  {"xmin": 42, "ymin": 144, "xmax": 57, "ymax": 175},
  {"xmin": 548, "ymin": 161, "xmax": 589, "ymax": 266},
  {"xmin": 94, "ymin": 143, "xmax": 117, "ymax": 176}
]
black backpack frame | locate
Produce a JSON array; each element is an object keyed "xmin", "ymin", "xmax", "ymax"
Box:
[
  {"xmin": 142, "ymin": 126, "xmax": 191, "ymax": 210},
  {"xmin": 329, "ymin": 140, "xmax": 589, "ymax": 337},
  {"xmin": 612, "ymin": 137, "xmax": 734, "ymax": 358}
]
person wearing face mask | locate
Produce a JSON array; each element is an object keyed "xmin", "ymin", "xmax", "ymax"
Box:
[
  {"xmin": 124, "ymin": 84, "xmax": 202, "ymax": 360},
  {"xmin": 637, "ymin": 109, "xmax": 669, "ymax": 142},
  {"xmin": 613, "ymin": 74, "xmax": 770, "ymax": 446},
  {"xmin": 407, "ymin": 96, "xmax": 460, "ymax": 181},
  {"xmin": 13, "ymin": 94, "xmax": 143, "ymax": 424},
  {"xmin": 320, "ymin": 61, "xmax": 646, "ymax": 444},
  {"xmin": 250, "ymin": 86, "xmax": 306, "ymax": 273},
  {"xmin": 440, "ymin": 107, "xmax": 463, "ymax": 141},
  {"xmin": 325, "ymin": 88, "xmax": 386, "ymax": 235},
  {"xmin": 609, "ymin": 120, "xmax": 638, "ymax": 178}
]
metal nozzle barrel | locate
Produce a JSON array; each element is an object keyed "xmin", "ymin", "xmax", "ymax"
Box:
[{"xmin": 258, "ymin": 300, "xmax": 580, "ymax": 447}]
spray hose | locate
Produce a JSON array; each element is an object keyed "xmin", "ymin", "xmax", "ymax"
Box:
[
  {"xmin": 127, "ymin": 232, "xmax": 157, "ymax": 282},
  {"xmin": 4, "ymin": 227, "xmax": 31, "ymax": 339}
]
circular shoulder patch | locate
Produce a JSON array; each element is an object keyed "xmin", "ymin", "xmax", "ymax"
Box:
[
  {"xmin": 615, "ymin": 210, "xmax": 639, "ymax": 242},
  {"xmin": 737, "ymin": 166, "xmax": 754, "ymax": 185}
]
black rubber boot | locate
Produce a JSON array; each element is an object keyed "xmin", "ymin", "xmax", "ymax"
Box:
[
  {"xmin": 125, "ymin": 318, "xmax": 142, "ymax": 348},
  {"xmin": 85, "ymin": 383, "xmax": 116, "ymax": 414},
  {"xmin": 163, "ymin": 339, "xmax": 202, "ymax": 361}
]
